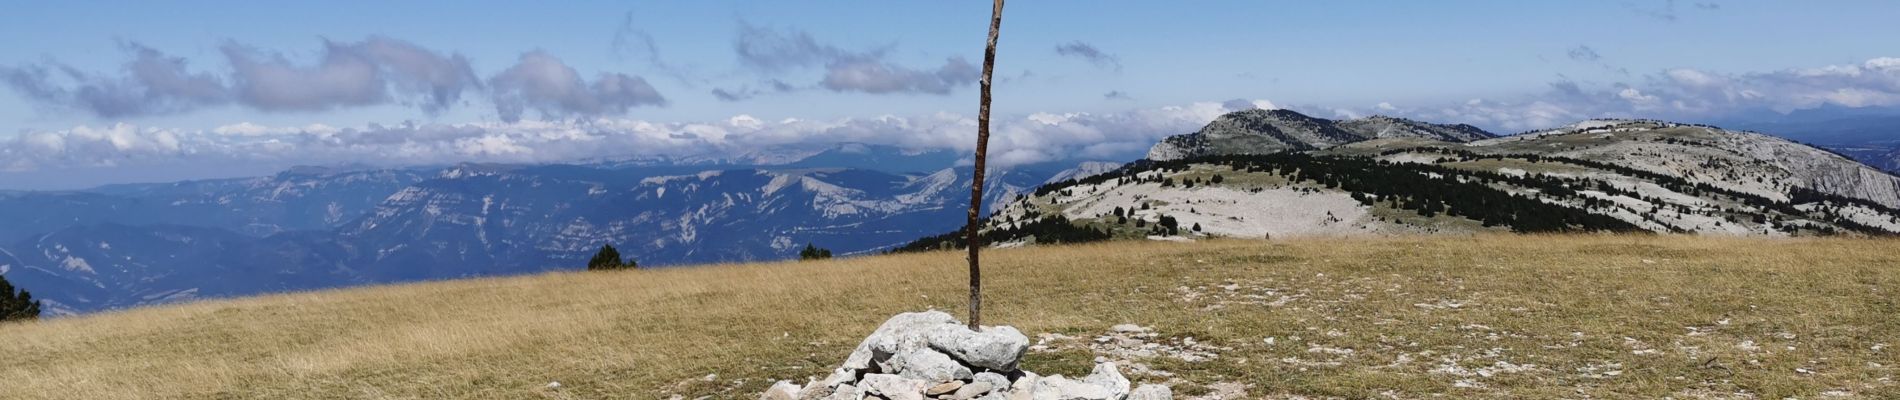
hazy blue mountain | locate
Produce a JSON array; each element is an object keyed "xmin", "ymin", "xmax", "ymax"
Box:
[
  {"xmin": 0, "ymin": 146, "xmax": 1110, "ymax": 314},
  {"xmin": 1712, "ymin": 105, "xmax": 1900, "ymax": 145},
  {"xmin": 0, "ymin": 224, "xmax": 357, "ymax": 315},
  {"xmin": 783, "ymin": 144, "xmax": 965, "ymax": 174}
]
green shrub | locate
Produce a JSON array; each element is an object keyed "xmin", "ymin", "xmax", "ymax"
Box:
[
  {"xmin": 587, "ymin": 244, "xmax": 636, "ymax": 270},
  {"xmin": 0, "ymin": 275, "xmax": 41, "ymax": 322}
]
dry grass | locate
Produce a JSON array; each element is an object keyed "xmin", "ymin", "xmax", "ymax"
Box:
[{"xmin": 2, "ymin": 235, "xmax": 1897, "ymax": 399}]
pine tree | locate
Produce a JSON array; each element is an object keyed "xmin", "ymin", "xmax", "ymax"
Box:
[
  {"xmin": 800, "ymin": 243, "xmax": 834, "ymax": 260},
  {"xmin": 587, "ymin": 244, "xmax": 631, "ymax": 271},
  {"xmin": 1158, "ymin": 215, "xmax": 1180, "ymax": 236},
  {"xmin": 1, "ymin": 274, "xmax": 42, "ymax": 322}
]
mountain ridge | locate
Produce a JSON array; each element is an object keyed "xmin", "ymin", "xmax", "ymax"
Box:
[
  {"xmin": 0, "ymin": 147, "xmax": 1114, "ymax": 314},
  {"xmin": 1145, "ymin": 109, "xmax": 1498, "ymax": 161},
  {"xmin": 902, "ymin": 111, "xmax": 1900, "ymax": 252}
]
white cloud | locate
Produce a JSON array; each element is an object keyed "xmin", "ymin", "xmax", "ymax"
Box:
[
  {"xmin": 1, "ymin": 37, "xmax": 655, "ymax": 121},
  {"xmin": 727, "ymin": 22, "xmax": 978, "ymax": 97},
  {"xmin": 488, "ymin": 51, "xmax": 667, "ymax": 122}
]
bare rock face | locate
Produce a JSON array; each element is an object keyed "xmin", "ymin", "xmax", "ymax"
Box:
[
  {"xmin": 1145, "ymin": 109, "xmax": 1496, "ymax": 161},
  {"xmin": 766, "ymin": 311, "xmax": 1169, "ymax": 400}
]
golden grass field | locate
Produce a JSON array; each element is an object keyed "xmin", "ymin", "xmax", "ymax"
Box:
[{"xmin": 2, "ymin": 235, "xmax": 1897, "ymax": 399}]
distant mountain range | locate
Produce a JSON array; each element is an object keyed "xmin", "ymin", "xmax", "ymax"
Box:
[
  {"xmin": 905, "ymin": 110, "xmax": 1900, "ymax": 252},
  {"xmin": 0, "ymin": 145, "xmax": 1108, "ymax": 314},
  {"xmin": 6, "ymin": 108, "xmax": 1900, "ymax": 315}
]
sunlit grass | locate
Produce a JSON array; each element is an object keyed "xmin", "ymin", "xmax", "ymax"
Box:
[{"xmin": 1, "ymin": 235, "xmax": 1895, "ymax": 399}]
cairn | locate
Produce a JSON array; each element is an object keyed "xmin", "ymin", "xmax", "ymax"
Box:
[{"xmin": 762, "ymin": 311, "xmax": 1171, "ymax": 400}]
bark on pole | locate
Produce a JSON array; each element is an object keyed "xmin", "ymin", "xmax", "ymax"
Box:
[{"xmin": 967, "ymin": 0, "xmax": 1005, "ymax": 330}]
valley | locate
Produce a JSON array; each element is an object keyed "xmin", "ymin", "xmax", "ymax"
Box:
[{"xmin": 0, "ymin": 146, "xmax": 1107, "ymax": 314}]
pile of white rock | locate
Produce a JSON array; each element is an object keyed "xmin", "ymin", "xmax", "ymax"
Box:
[{"xmin": 762, "ymin": 311, "xmax": 1172, "ymax": 400}]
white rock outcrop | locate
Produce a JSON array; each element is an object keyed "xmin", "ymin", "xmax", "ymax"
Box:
[{"xmin": 764, "ymin": 311, "xmax": 1170, "ymax": 400}]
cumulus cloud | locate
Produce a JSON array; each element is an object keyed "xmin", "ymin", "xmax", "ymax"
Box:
[
  {"xmin": 1053, "ymin": 41, "xmax": 1122, "ymax": 71},
  {"xmin": 2, "ymin": 37, "xmax": 663, "ymax": 121},
  {"xmin": 820, "ymin": 57, "xmax": 978, "ymax": 95},
  {"xmin": 0, "ymin": 100, "xmax": 1269, "ymax": 181},
  {"xmin": 220, "ymin": 36, "xmax": 482, "ymax": 113},
  {"xmin": 725, "ymin": 23, "xmax": 976, "ymax": 97},
  {"xmin": 488, "ymin": 51, "xmax": 668, "ymax": 122},
  {"xmin": 1, "ymin": 37, "xmax": 480, "ymax": 117},
  {"xmin": 0, "ymin": 43, "xmax": 228, "ymax": 117},
  {"xmin": 734, "ymin": 22, "xmax": 856, "ymax": 72}
]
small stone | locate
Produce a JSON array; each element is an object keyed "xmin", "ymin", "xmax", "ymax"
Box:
[
  {"xmin": 1111, "ymin": 324, "xmax": 1148, "ymax": 333},
  {"xmin": 1007, "ymin": 372, "xmax": 1040, "ymax": 400},
  {"xmin": 796, "ymin": 379, "xmax": 840, "ymax": 400},
  {"xmin": 1081, "ymin": 363, "xmax": 1131, "ymax": 399},
  {"xmin": 760, "ymin": 380, "xmax": 800, "ymax": 400},
  {"xmin": 889, "ymin": 347, "xmax": 973, "ymax": 383},
  {"xmin": 820, "ymin": 368, "xmax": 857, "ymax": 388},
  {"xmin": 1029, "ymin": 375, "xmax": 1115, "ymax": 400},
  {"xmin": 545, "ymin": 381, "xmax": 561, "ymax": 389},
  {"xmin": 926, "ymin": 381, "xmax": 963, "ymax": 396},
  {"xmin": 952, "ymin": 381, "xmax": 995, "ymax": 399},
  {"xmin": 824, "ymin": 384, "xmax": 861, "ymax": 400},
  {"xmin": 1129, "ymin": 384, "xmax": 1173, "ymax": 400},
  {"xmin": 860, "ymin": 374, "xmax": 928, "ymax": 400},
  {"xmin": 972, "ymin": 372, "xmax": 1010, "ymax": 391}
]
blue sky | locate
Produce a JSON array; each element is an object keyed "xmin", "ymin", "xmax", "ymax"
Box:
[{"xmin": 3, "ymin": 1, "xmax": 1900, "ymax": 188}]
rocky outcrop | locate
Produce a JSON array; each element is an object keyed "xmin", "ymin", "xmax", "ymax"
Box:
[
  {"xmin": 1146, "ymin": 109, "xmax": 1358, "ymax": 161},
  {"xmin": 765, "ymin": 311, "xmax": 1171, "ymax": 400},
  {"xmin": 1333, "ymin": 115, "xmax": 1496, "ymax": 142},
  {"xmin": 1145, "ymin": 109, "xmax": 1495, "ymax": 161}
]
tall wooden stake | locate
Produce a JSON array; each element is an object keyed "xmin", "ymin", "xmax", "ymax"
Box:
[{"xmin": 967, "ymin": 0, "xmax": 1005, "ymax": 330}]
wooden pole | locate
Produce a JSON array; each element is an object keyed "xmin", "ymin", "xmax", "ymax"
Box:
[{"xmin": 967, "ymin": 0, "xmax": 1005, "ymax": 330}]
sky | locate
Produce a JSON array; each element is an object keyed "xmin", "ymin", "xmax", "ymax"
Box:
[{"xmin": 3, "ymin": 0, "xmax": 1900, "ymax": 189}]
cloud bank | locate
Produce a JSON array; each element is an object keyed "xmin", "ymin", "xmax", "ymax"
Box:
[
  {"xmin": 0, "ymin": 100, "xmax": 1263, "ymax": 185},
  {"xmin": 1349, "ymin": 57, "xmax": 1900, "ymax": 132},
  {"xmin": 489, "ymin": 51, "xmax": 667, "ymax": 122},
  {"xmin": 0, "ymin": 37, "xmax": 661, "ymax": 120},
  {"xmin": 720, "ymin": 23, "xmax": 979, "ymax": 98}
]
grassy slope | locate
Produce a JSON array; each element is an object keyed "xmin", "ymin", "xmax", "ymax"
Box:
[{"xmin": 2, "ymin": 235, "xmax": 1897, "ymax": 399}]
